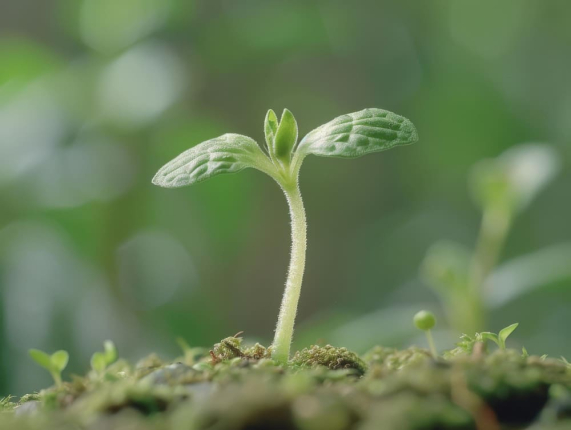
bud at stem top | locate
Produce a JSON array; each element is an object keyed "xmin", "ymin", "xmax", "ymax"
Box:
[
  {"xmin": 273, "ymin": 109, "xmax": 298, "ymax": 165},
  {"xmin": 414, "ymin": 310, "xmax": 436, "ymax": 331}
]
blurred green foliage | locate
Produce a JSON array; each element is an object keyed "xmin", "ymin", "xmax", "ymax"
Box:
[{"xmin": 0, "ymin": 0, "xmax": 570, "ymax": 396}]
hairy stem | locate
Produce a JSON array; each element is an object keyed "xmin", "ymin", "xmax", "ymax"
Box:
[{"xmin": 272, "ymin": 181, "xmax": 307, "ymax": 363}]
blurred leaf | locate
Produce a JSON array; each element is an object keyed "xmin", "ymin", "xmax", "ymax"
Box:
[
  {"xmin": 486, "ymin": 243, "xmax": 571, "ymax": 308},
  {"xmin": 51, "ymin": 351, "xmax": 69, "ymax": 372},
  {"xmin": 480, "ymin": 332, "xmax": 500, "ymax": 347},
  {"xmin": 90, "ymin": 342, "xmax": 115, "ymax": 373},
  {"xmin": 297, "ymin": 108, "xmax": 418, "ymax": 159},
  {"xmin": 153, "ymin": 134, "xmax": 273, "ymax": 188},
  {"xmin": 29, "ymin": 349, "xmax": 52, "ymax": 370},
  {"xmin": 421, "ymin": 241, "xmax": 471, "ymax": 295},
  {"xmin": 470, "ymin": 144, "xmax": 560, "ymax": 213},
  {"xmin": 90, "ymin": 353, "xmax": 106, "ymax": 373}
]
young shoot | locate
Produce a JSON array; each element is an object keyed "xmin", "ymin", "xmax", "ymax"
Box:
[
  {"xmin": 29, "ymin": 349, "xmax": 69, "ymax": 387},
  {"xmin": 413, "ymin": 310, "xmax": 438, "ymax": 358},
  {"xmin": 90, "ymin": 340, "xmax": 118, "ymax": 373},
  {"xmin": 153, "ymin": 108, "xmax": 418, "ymax": 363},
  {"xmin": 480, "ymin": 323, "xmax": 518, "ymax": 350}
]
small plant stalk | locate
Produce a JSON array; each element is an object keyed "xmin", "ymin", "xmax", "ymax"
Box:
[
  {"xmin": 467, "ymin": 205, "xmax": 512, "ymax": 333},
  {"xmin": 272, "ymin": 180, "xmax": 307, "ymax": 363},
  {"xmin": 51, "ymin": 372, "xmax": 63, "ymax": 387},
  {"xmin": 426, "ymin": 329, "xmax": 438, "ymax": 358},
  {"xmin": 470, "ymin": 205, "xmax": 512, "ymax": 293}
]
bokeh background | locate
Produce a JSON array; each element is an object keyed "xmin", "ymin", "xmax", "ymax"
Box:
[{"xmin": 1, "ymin": 0, "xmax": 570, "ymax": 395}]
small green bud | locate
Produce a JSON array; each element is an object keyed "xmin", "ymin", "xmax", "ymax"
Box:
[
  {"xmin": 273, "ymin": 108, "xmax": 298, "ymax": 164},
  {"xmin": 264, "ymin": 109, "xmax": 278, "ymax": 150},
  {"xmin": 414, "ymin": 310, "xmax": 436, "ymax": 331}
]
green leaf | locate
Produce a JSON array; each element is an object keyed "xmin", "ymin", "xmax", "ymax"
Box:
[
  {"xmin": 91, "ymin": 352, "xmax": 107, "ymax": 373},
  {"xmin": 264, "ymin": 109, "xmax": 278, "ymax": 150},
  {"xmin": 297, "ymin": 108, "xmax": 418, "ymax": 159},
  {"xmin": 480, "ymin": 332, "xmax": 500, "ymax": 347},
  {"xmin": 498, "ymin": 323, "xmax": 518, "ymax": 349},
  {"xmin": 152, "ymin": 134, "xmax": 271, "ymax": 188},
  {"xmin": 470, "ymin": 144, "xmax": 560, "ymax": 213},
  {"xmin": 29, "ymin": 349, "xmax": 52, "ymax": 370},
  {"xmin": 103, "ymin": 340, "xmax": 117, "ymax": 363},
  {"xmin": 51, "ymin": 350, "xmax": 69, "ymax": 372},
  {"xmin": 273, "ymin": 109, "xmax": 298, "ymax": 162},
  {"xmin": 486, "ymin": 243, "xmax": 571, "ymax": 309}
]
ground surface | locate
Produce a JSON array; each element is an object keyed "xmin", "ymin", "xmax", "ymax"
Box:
[{"xmin": 2, "ymin": 335, "xmax": 571, "ymax": 430}]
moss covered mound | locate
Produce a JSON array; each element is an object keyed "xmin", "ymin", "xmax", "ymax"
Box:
[{"xmin": 1, "ymin": 336, "xmax": 571, "ymax": 430}]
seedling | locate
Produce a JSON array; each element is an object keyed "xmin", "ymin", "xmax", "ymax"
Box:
[
  {"xmin": 153, "ymin": 108, "xmax": 418, "ymax": 363},
  {"xmin": 413, "ymin": 310, "xmax": 438, "ymax": 358},
  {"xmin": 480, "ymin": 323, "xmax": 518, "ymax": 350},
  {"xmin": 29, "ymin": 349, "xmax": 69, "ymax": 387},
  {"xmin": 90, "ymin": 340, "xmax": 118, "ymax": 373},
  {"xmin": 422, "ymin": 145, "xmax": 560, "ymax": 335}
]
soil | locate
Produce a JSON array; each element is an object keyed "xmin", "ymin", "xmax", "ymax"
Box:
[{"xmin": 1, "ymin": 335, "xmax": 571, "ymax": 430}]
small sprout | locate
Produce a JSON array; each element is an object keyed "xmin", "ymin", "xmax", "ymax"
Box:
[
  {"xmin": 480, "ymin": 323, "xmax": 519, "ymax": 350},
  {"xmin": 29, "ymin": 349, "xmax": 69, "ymax": 387},
  {"xmin": 153, "ymin": 108, "xmax": 418, "ymax": 363},
  {"xmin": 498, "ymin": 323, "xmax": 519, "ymax": 349},
  {"xmin": 413, "ymin": 310, "xmax": 438, "ymax": 358},
  {"xmin": 90, "ymin": 340, "xmax": 117, "ymax": 373},
  {"xmin": 480, "ymin": 332, "xmax": 500, "ymax": 347},
  {"xmin": 521, "ymin": 347, "xmax": 529, "ymax": 358}
]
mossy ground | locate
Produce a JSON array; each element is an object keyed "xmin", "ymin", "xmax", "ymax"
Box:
[{"xmin": 2, "ymin": 335, "xmax": 571, "ymax": 430}]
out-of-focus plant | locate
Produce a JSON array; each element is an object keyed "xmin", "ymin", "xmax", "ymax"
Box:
[
  {"xmin": 413, "ymin": 310, "xmax": 437, "ymax": 357},
  {"xmin": 28, "ymin": 349, "xmax": 69, "ymax": 387},
  {"xmin": 422, "ymin": 145, "xmax": 561, "ymax": 334},
  {"xmin": 90, "ymin": 340, "xmax": 117, "ymax": 374},
  {"xmin": 443, "ymin": 323, "xmax": 519, "ymax": 358},
  {"xmin": 480, "ymin": 323, "xmax": 518, "ymax": 350},
  {"xmin": 153, "ymin": 108, "xmax": 418, "ymax": 363}
]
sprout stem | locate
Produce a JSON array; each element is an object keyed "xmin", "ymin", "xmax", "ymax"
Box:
[
  {"xmin": 51, "ymin": 371, "xmax": 62, "ymax": 387},
  {"xmin": 272, "ymin": 180, "xmax": 307, "ymax": 363},
  {"xmin": 426, "ymin": 329, "xmax": 438, "ymax": 358},
  {"xmin": 467, "ymin": 205, "xmax": 512, "ymax": 333}
]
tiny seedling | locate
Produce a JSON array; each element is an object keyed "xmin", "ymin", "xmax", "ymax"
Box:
[
  {"xmin": 90, "ymin": 340, "xmax": 118, "ymax": 373},
  {"xmin": 153, "ymin": 108, "xmax": 418, "ymax": 363},
  {"xmin": 480, "ymin": 323, "xmax": 518, "ymax": 350},
  {"xmin": 421, "ymin": 145, "xmax": 560, "ymax": 335},
  {"xmin": 29, "ymin": 349, "xmax": 69, "ymax": 387},
  {"xmin": 413, "ymin": 310, "xmax": 438, "ymax": 358}
]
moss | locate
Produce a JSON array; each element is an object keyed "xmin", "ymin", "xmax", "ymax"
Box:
[
  {"xmin": 0, "ymin": 396, "xmax": 16, "ymax": 412},
  {"xmin": 3, "ymin": 337, "xmax": 571, "ymax": 430},
  {"xmin": 291, "ymin": 345, "xmax": 367, "ymax": 375},
  {"xmin": 210, "ymin": 336, "xmax": 272, "ymax": 364}
]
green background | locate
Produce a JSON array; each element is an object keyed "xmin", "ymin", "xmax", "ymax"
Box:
[{"xmin": 1, "ymin": 0, "xmax": 570, "ymax": 395}]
